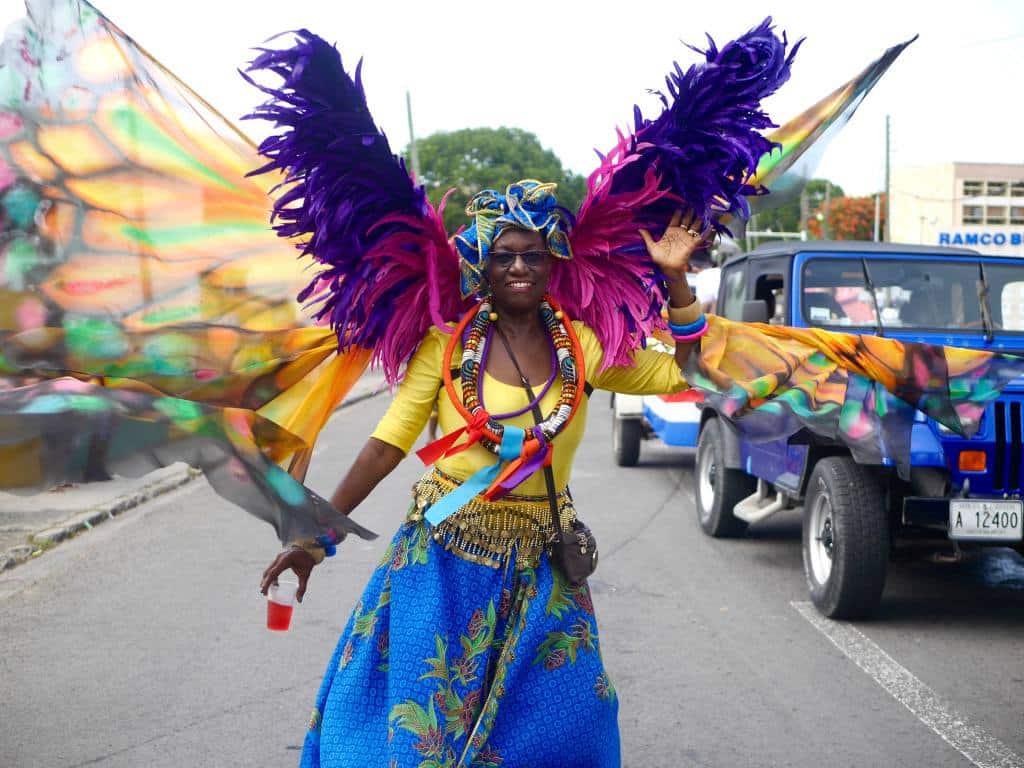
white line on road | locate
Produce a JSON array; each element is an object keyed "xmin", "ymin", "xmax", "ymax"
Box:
[{"xmin": 791, "ymin": 601, "xmax": 1024, "ymax": 768}]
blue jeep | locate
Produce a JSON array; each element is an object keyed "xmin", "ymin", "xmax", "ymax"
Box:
[{"xmin": 696, "ymin": 241, "xmax": 1024, "ymax": 618}]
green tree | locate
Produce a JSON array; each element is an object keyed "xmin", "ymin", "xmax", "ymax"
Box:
[
  {"xmin": 407, "ymin": 127, "xmax": 586, "ymax": 234},
  {"xmin": 754, "ymin": 178, "xmax": 845, "ymax": 236}
]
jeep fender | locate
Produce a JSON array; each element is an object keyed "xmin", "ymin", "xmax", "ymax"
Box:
[{"xmin": 699, "ymin": 410, "xmax": 744, "ymax": 469}]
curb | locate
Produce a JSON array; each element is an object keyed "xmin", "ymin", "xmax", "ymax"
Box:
[
  {"xmin": 0, "ymin": 382, "xmax": 388, "ymax": 572},
  {"xmin": 0, "ymin": 465, "xmax": 200, "ymax": 572}
]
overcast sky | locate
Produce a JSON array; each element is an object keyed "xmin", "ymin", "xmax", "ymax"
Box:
[{"xmin": 1, "ymin": 0, "xmax": 1022, "ymax": 197}]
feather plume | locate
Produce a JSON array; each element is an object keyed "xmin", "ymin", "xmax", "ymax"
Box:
[
  {"xmin": 242, "ymin": 30, "xmax": 465, "ymax": 382},
  {"xmin": 564, "ymin": 18, "xmax": 799, "ymax": 369}
]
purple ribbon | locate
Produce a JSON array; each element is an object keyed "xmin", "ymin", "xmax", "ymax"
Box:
[{"xmin": 477, "ymin": 326, "xmax": 558, "ymax": 418}]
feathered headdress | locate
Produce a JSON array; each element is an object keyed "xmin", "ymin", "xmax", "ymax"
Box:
[{"xmin": 244, "ymin": 19, "xmax": 804, "ymax": 378}]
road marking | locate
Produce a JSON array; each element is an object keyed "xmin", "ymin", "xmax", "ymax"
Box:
[{"xmin": 791, "ymin": 601, "xmax": 1024, "ymax": 768}]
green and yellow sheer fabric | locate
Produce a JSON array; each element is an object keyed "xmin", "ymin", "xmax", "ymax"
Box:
[{"xmin": 0, "ymin": 0, "xmax": 370, "ymax": 544}]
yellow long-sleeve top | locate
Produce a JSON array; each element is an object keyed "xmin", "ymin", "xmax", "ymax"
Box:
[{"xmin": 371, "ymin": 321, "xmax": 688, "ymax": 496}]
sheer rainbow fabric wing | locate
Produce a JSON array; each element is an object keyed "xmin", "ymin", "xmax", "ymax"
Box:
[
  {"xmin": 0, "ymin": 0, "xmax": 374, "ymax": 545},
  {"xmin": 687, "ymin": 316, "xmax": 1024, "ymax": 479},
  {"xmin": 736, "ymin": 34, "xmax": 918, "ymax": 233}
]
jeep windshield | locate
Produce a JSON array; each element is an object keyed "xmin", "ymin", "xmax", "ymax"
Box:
[{"xmin": 801, "ymin": 256, "xmax": 1024, "ymax": 333}]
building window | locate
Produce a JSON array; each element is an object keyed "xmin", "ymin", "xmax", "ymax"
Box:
[
  {"xmin": 962, "ymin": 204, "xmax": 983, "ymax": 224},
  {"xmin": 987, "ymin": 181, "xmax": 1008, "ymax": 197},
  {"xmin": 986, "ymin": 205, "xmax": 1008, "ymax": 225},
  {"xmin": 958, "ymin": 202, "xmax": 983, "ymax": 224},
  {"xmin": 1011, "ymin": 206, "xmax": 1024, "ymax": 225},
  {"xmin": 963, "ymin": 180, "xmax": 984, "ymax": 197},
  {"xmin": 1011, "ymin": 182, "xmax": 1024, "ymax": 197}
]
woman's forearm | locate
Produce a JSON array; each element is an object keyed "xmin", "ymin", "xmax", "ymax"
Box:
[
  {"xmin": 329, "ymin": 437, "xmax": 406, "ymax": 515},
  {"xmin": 665, "ymin": 274, "xmax": 700, "ymax": 370}
]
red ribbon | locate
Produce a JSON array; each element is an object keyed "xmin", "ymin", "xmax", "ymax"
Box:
[{"xmin": 416, "ymin": 410, "xmax": 492, "ymax": 466}]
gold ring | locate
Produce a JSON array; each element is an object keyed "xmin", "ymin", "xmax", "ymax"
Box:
[{"xmin": 686, "ymin": 228, "xmax": 700, "ymax": 238}]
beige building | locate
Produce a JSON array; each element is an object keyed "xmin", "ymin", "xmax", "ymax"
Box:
[{"xmin": 890, "ymin": 162, "xmax": 1024, "ymax": 256}]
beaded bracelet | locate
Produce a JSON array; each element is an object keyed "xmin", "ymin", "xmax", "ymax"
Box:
[{"xmin": 668, "ymin": 315, "xmax": 707, "ymax": 336}]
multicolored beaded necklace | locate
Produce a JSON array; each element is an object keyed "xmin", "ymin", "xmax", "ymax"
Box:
[
  {"xmin": 416, "ymin": 294, "xmax": 587, "ymax": 522},
  {"xmin": 458, "ymin": 297, "xmax": 580, "ymax": 450}
]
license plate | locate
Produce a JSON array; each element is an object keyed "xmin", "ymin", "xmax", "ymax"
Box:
[{"xmin": 949, "ymin": 500, "xmax": 1023, "ymax": 541}]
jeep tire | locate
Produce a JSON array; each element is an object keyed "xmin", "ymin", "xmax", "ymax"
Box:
[
  {"xmin": 802, "ymin": 457, "xmax": 890, "ymax": 619},
  {"xmin": 695, "ymin": 418, "xmax": 756, "ymax": 537}
]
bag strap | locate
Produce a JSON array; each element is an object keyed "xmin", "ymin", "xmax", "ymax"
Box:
[{"xmin": 493, "ymin": 327, "xmax": 564, "ymax": 537}]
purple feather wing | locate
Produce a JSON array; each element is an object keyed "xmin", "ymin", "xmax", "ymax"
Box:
[
  {"xmin": 560, "ymin": 18, "xmax": 798, "ymax": 369},
  {"xmin": 242, "ymin": 30, "xmax": 465, "ymax": 382}
]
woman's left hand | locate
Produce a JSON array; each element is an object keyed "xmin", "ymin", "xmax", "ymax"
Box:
[{"xmin": 639, "ymin": 209, "xmax": 709, "ymax": 282}]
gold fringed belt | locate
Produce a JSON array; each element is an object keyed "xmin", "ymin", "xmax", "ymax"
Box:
[{"xmin": 408, "ymin": 468, "xmax": 576, "ymax": 569}]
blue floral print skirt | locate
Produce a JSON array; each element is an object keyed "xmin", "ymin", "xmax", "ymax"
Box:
[{"xmin": 300, "ymin": 486, "xmax": 621, "ymax": 768}]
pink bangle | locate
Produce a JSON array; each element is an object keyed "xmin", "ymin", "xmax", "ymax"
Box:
[{"xmin": 671, "ymin": 324, "xmax": 709, "ymax": 343}]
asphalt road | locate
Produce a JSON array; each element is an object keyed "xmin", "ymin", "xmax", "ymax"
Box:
[{"xmin": 2, "ymin": 391, "xmax": 1023, "ymax": 767}]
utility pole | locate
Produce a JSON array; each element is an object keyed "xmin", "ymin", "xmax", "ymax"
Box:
[
  {"xmin": 873, "ymin": 193, "xmax": 881, "ymax": 241},
  {"xmin": 406, "ymin": 90, "xmax": 420, "ymax": 179},
  {"xmin": 884, "ymin": 114, "xmax": 891, "ymax": 241}
]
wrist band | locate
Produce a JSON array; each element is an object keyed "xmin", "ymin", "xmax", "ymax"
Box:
[
  {"xmin": 287, "ymin": 540, "xmax": 327, "ymax": 565},
  {"xmin": 671, "ymin": 321, "xmax": 709, "ymax": 343},
  {"xmin": 668, "ymin": 316, "xmax": 707, "ymax": 336},
  {"xmin": 315, "ymin": 531, "xmax": 339, "ymax": 557}
]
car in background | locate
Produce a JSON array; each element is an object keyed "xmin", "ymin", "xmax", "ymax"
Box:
[{"xmin": 694, "ymin": 241, "xmax": 1024, "ymax": 618}]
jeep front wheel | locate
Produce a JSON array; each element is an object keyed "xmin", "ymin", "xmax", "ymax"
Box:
[
  {"xmin": 802, "ymin": 457, "xmax": 890, "ymax": 619},
  {"xmin": 695, "ymin": 418, "xmax": 756, "ymax": 537}
]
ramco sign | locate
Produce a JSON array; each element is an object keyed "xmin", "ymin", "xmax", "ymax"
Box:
[{"xmin": 938, "ymin": 231, "xmax": 1023, "ymax": 247}]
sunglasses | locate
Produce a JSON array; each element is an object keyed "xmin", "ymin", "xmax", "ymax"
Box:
[{"xmin": 490, "ymin": 250, "xmax": 550, "ymax": 269}]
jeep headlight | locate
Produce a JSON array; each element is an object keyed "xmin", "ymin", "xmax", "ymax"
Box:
[{"xmin": 934, "ymin": 413, "xmax": 984, "ymax": 437}]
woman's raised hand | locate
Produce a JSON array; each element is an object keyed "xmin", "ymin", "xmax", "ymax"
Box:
[
  {"xmin": 639, "ymin": 209, "xmax": 710, "ymax": 281},
  {"xmin": 260, "ymin": 547, "xmax": 317, "ymax": 603}
]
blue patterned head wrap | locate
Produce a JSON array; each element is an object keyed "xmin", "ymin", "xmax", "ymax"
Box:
[{"xmin": 453, "ymin": 179, "xmax": 573, "ymax": 298}]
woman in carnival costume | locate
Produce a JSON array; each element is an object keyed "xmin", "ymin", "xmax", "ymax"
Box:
[
  {"xmin": 2, "ymin": 5, "xmax": 1022, "ymax": 766},
  {"xmin": 244, "ymin": 21, "xmax": 795, "ymax": 766},
  {"xmin": 262, "ymin": 183, "xmax": 706, "ymax": 766}
]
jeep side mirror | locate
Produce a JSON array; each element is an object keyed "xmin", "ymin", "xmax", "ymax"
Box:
[{"xmin": 741, "ymin": 300, "xmax": 769, "ymax": 323}]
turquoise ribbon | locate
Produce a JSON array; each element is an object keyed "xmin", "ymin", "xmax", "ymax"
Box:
[{"xmin": 425, "ymin": 426, "xmax": 525, "ymax": 526}]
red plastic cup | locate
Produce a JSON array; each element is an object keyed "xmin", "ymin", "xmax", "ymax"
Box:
[{"xmin": 266, "ymin": 578, "xmax": 298, "ymax": 631}]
